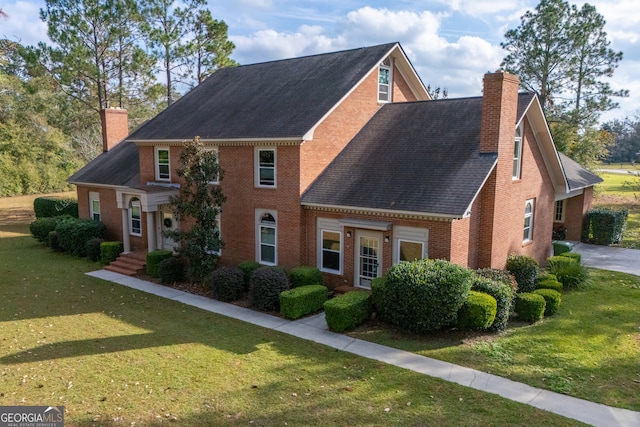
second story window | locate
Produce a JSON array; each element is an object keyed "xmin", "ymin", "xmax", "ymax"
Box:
[
  {"xmin": 255, "ymin": 147, "xmax": 276, "ymax": 187},
  {"xmin": 156, "ymin": 147, "xmax": 170, "ymax": 181},
  {"xmin": 378, "ymin": 58, "xmax": 392, "ymax": 102}
]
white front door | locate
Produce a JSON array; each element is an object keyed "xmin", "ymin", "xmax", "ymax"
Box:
[
  {"xmin": 355, "ymin": 230, "xmax": 382, "ymax": 289},
  {"xmin": 161, "ymin": 210, "xmax": 178, "ymax": 251}
]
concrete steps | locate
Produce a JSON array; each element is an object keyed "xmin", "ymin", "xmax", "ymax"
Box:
[{"xmin": 104, "ymin": 252, "xmax": 146, "ymax": 276}]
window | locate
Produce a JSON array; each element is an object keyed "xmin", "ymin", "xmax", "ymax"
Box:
[
  {"xmin": 378, "ymin": 58, "xmax": 392, "ymax": 102},
  {"xmin": 255, "ymin": 148, "xmax": 276, "ymax": 187},
  {"xmin": 398, "ymin": 240, "xmax": 424, "ymax": 262},
  {"xmin": 393, "ymin": 226, "xmax": 428, "ymax": 264},
  {"xmin": 513, "ymin": 124, "xmax": 523, "ymax": 179},
  {"xmin": 89, "ymin": 192, "xmax": 100, "ymax": 221},
  {"xmin": 554, "ymin": 199, "xmax": 566, "ymax": 222},
  {"xmin": 321, "ymin": 230, "xmax": 342, "ymax": 273},
  {"xmin": 257, "ymin": 211, "xmax": 277, "ymax": 265},
  {"xmin": 207, "ymin": 215, "xmax": 221, "ymax": 255},
  {"xmin": 156, "ymin": 147, "xmax": 170, "ymax": 181},
  {"xmin": 523, "ymin": 199, "xmax": 535, "ymax": 242},
  {"xmin": 130, "ymin": 201, "xmax": 142, "ymax": 236},
  {"xmin": 206, "ymin": 147, "xmax": 219, "ymax": 185}
]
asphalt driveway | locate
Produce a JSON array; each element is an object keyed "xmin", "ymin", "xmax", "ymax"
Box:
[{"xmin": 570, "ymin": 241, "xmax": 640, "ymax": 276}]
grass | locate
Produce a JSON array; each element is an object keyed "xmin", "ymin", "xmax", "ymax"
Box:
[
  {"xmin": 0, "ymin": 194, "xmax": 584, "ymax": 426},
  {"xmin": 593, "ymin": 173, "xmax": 640, "ymax": 248}
]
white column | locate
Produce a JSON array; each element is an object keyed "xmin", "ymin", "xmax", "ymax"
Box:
[
  {"xmin": 146, "ymin": 211, "xmax": 156, "ymax": 251},
  {"xmin": 121, "ymin": 208, "xmax": 131, "ymax": 253}
]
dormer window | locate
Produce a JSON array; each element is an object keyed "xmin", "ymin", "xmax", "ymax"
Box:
[{"xmin": 378, "ymin": 58, "xmax": 392, "ymax": 102}]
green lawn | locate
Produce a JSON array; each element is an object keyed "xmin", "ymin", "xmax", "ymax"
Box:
[
  {"xmin": 0, "ymin": 195, "xmax": 583, "ymax": 426},
  {"xmin": 593, "ymin": 173, "xmax": 640, "ymax": 248}
]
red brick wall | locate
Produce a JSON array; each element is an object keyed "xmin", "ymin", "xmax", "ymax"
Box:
[{"xmin": 563, "ymin": 187, "xmax": 593, "ymax": 241}]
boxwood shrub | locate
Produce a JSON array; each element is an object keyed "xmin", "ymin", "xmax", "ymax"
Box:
[
  {"xmin": 533, "ymin": 288, "xmax": 562, "ymax": 316},
  {"xmin": 33, "ymin": 197, "xmax": 78, "ymax": 218},
  {"xmin": 147, "ymin": 250, "xmax": 174, "ymax": 277},
  {"xmin": 515, "ymin": 292, "xmax": 546, "ymax": 323},
  {"xmin": 48, "ymin": 231, "xmax": 62, "ymax": 251},
  {"xmin": 210, "ymin": 266, "xmax": 245, "ymax": 302},
  {"xmin": 536, "ymin": 279, "xmax": 563, "ymax": 293},
  {"xmin": 85, "ymin": 238, "xmax": 104, "ymax": 262},
  {"xmin": 324, "ymin": 291, "xmax": 371, "ymax": 332},
  {"xmin": 370, "ymin": 277, "xmax": 387, "ymax": 320},
  {"xmin": 158, "ymin": 257, "xmax": 185, "ymax": 284},
  {"xmin": 471, "ymin": 276, "xmax": 514, "ymax": 331},
  {"xmin": 238, "ymin": 261, "xmax": 260, "ymax": 291},
  {"xmin": 289, "ymin": 266, "xmax": 323, "ymax": 288},
  {"xmin": 506, "ymin": 253, "xmax": 539, "ymax": 293},
  {"xmin": 56, "ymin": 217, "xmax": 106, "ymax": 256},
  {"xmin": 382, "ymin": 259, "xmax": 475, "ymax": 333},
  {"xmin": 280, "ymin": 285, "xmax": 328, "ymax": 320},
  {"xmin": 249, "ymin": 266, "xmax": 291, "ymax": 311},
  {"xmin": 30, "ymin": 217, "xmax": 63, "ymax": 243},
  {"xmin": 100, "ymin": 241, "xmax": 123, "ymax": 265},
  {"xmin": 476, "ymin": 268, "xmax": 518, "ymax": 293},
  {"xmin": 558, "ymin": 251, "xmax": 581, "ymax": 264},
  {"xmin": 457, "ymin": 291, "xmax": 497, "ymax": 330},
  {"xmin": 536, "ymin": 272, "xmax": 558, "ymax": 283}
]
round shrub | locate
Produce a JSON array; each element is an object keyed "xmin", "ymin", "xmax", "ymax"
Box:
[
  {"xmin": 100, "ymin": 241, "xmax": 123, "ymax": 265},
  {"xmin": 370, "ymin": 277, "xmax": 387, "ymax": 320},
  {"xmin": 158, "ymin": 257, "xmax": 185, "ymax": 284},
  {"xmin": 536, "ymin": 272, "xmax": 558, "ymax": 283},
  {"xmin": 476, "ymin": 268, "xmax": 518, "ymax": 293},
  {"xmin": 546, "ymin": 256, "xmax": 590, "ymax": 290},
  {"xmin": 471, "ymin": 276, "xmax": 515, "ymax": 331},
  {"xmin": 289, "ymin": 266, "xmax": 323, "ymax": 288},
  {"xmin": 55, "ymin": 217, "xmax": 106, "ymax": 256},
  {"xmin": 29, "ymin": 217, "xmax": 62, "ymax": 243},
  {"xmin": 48, "ymin": 231, "xmax": 63, "ymax": 252},
  {"xmin": 515, "ymin": 293, "xmax": 546, "ymax": 323},
  {"xmin": 210, "ymin": 266, "xmax": 245, "ymax": 302},
  {"xmin": 238, "ymin": 261, "xmax": 260, "ymax": 291},
  {"xmin": 85, "ymin": 238, "xmax": 104, "ymax": 262},
  {"xmin": 147, "ymin": 250, "xmax": 173, "ymax": 277},
  {"xmin": 249, "ymin": 266, "xmax": 291, "ymax": 311},
  {"xmin": 457, "ymin": 291, "xmax": 497, "ymax": 330},
  {"xmin": 533, "ymin": 288, "xmax": 562, "ymax": 316},
  {"xmin": 558, "ymin": 251, "xmax": 581, "ymax": 264},
  {"xmin": 536, "ymin": 279, "xmax": 563, "ymax": 293},
  {"xmin": 506, "ymin": 253, "xmax": 539, "ymax": 293},
  {"xmin": 383, "ymin": 259, "xmax": 475, "ymax": 333}
]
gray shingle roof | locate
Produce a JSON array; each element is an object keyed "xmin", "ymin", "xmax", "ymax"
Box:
[
  {"xmin": 301, "ymin": 97, "xmax": 496, "ymax": 217},
  {"xmin": 68, "ymin": 140, "xmax": 140, "ymax": 187},
  {"xmin": 128, "ymin": 43, "xmax": 398, "ymax": 141},
  {"xmin": 558, "ymin": 152, "xmax": 603, "ymax": 190}
]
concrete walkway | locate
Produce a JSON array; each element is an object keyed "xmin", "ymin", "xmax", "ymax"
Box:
[
  {"xmin": 571, "ymin": 242, "xmax": 640, "ymax": 276},
  {"xmin": 87, "ymin": 269, "xmax": 640, "ymax": 427}
]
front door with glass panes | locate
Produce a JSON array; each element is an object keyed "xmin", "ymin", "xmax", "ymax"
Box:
[{"xmin": 355, "ymin": 230, "xmax": 382, "ymax": 289}]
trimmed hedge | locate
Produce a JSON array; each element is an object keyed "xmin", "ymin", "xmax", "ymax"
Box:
[
  {"xmin": 533, "ymin": 288, "xmax": 562, "ymax": 316},
  {"xmin": 546, "ymin": 256, "xmax": 590, "ymax": 290},
  {"xmin": 506, "ymin": 253, "xmax": 539, "ymax": 293},
  {"xmin": 33, "ymin": 197, "xmax": 78, "ymax": 218},
  {"xmin": 324, "ymin": 291, "xmax": 371, "ymax": 332},
  {"xmin": 147, "ymin": 250, "xmax": 174, "ymax": 277},
  {"xmin": 476, "ymin": 268, "xmax": 518, "ymax": 293},
  {"xmin": 457, "ymin": 291, "xmax": 497, "ymax": 330},
  {"xmin": 100, "ymin": 241, "xmax": 123, "ymax": 265},
  {"xmin": 30, "ymin": 217, "xmax": 63, "ymax": 243},
  {"xmin": 86, "ymin": 238, "xmax": 104, "ymax": 262},
  {"xmin": 382, "ymin": 259, "xmax": 475, "ymax": 333},
  {"xmin": 55, "ymin": 217, "xmax": 106, "ymax": 256},
  {"xmin": 289, "ymin": 266, "xmax": 323, "ymax": 288},
  {"xmin": 558, "ymin": 251, "xmax": 581, "ymax": 264},
  {"xmin": 280, "ymin": 285, "xmax": 328, "ymax": 320},
  {"xmin": 515, "ymin": 293, "xmax": 546, "ymax": 323},
  {"xmin": 158, "ymin": 257, "xmax": 185, "ymax": 284},
  {"xmin": 210, "ymin": 266, "xmax": 245, "ymax": 302},
  {"xmin": 238, "ymin": 261, "xmax": 260, "ymax": 291},
  {"xmin": 536, "ymin": 272, "xmax": 558, "ymax": 283},
  {"xmin": 536, "ymin": 279, "xmax": 563, "ymax": 293},
  {"xmin": 582, "ymin": 207, "xmax": 628, "ymax": 245},
  {"xmin": 249, "ymin": 266, "xmax": 291, "ymax": 311},
  {"xmin": 471, "ymin": 276, "xmax": 514, "ymax": 331},
  {"xmin": 370, "ymin": 277, "xmax": 387, "ymax": 320},
  {"xmin": 48, "ymin": 231, "xmax": 62, "ymax": 251}
]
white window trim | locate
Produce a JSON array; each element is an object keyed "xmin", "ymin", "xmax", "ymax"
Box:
[
  {"xmin": 378, "ymin": 58, "xmax": 392, "ymax": 103},
  {"xmin": 513, "ymin": 123, "xmax": 523, "ymax": 180},
  {"xmin": 554, "ymin": 199, "xmax": 566, "ymax": 223},
  {"xmin": 317, "ymin": 218, "xmax": 343, "ymax": 274},
  {"xmin": 393, "ymin": 226, "xmax": 428, "ymax": 264},
  {"xmin": 89, "ymin": 192, "xmax": 100, "ymax": 221},
  {"xmin": 254, "ymin": 147, "xmax": 277, "ymax": 188},
  {"xmin": 206, "ymin": 147, "xmax": 219, "ymax": 185},
  {"xmin": 256, "ymin": 209, "xmax": 277, "ymax": 265},
  {"xmin": 130, "ymin": 200, "xmax": 142, "ymax": 236},
  {"xmin": 155, "ymin": 146, "xmax": 171, "ymax": 182},
  {"xmin": 523, "ymin": 198, "xmax": 535, "ymax": 243}
]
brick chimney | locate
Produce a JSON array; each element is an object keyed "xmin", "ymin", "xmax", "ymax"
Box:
[
  {"xmin": 100, "ymin": 108, "xmax": 129, "ymax": 152},
  {"xmin": 479, "ymin": 71, "xmax": 520, "ymax": 154}
]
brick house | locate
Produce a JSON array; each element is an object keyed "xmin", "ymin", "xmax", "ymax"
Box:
[{"xmin": 68, "ymin": 42, "xmax": 601, "ymax": 289}]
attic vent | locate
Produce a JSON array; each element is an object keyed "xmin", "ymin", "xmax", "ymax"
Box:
[{"xmin": 378, "ymin": 58, "xmax": 392, "ymax": 102}]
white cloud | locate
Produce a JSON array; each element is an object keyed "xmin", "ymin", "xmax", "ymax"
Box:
[{"xmin": 2, "ymin": 1, "xmax": 49, "ymax": 46}]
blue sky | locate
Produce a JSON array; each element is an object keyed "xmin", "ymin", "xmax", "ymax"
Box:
[{"xmin": 2, "ymin": 0, "xmax": 639, "ymax": 122}]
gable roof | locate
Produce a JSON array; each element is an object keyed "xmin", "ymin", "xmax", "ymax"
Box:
[
  {"xmin": 558, "ymin": 152, "xmax": 603, "ymax": 191},
  {"xmin": 127, "ymin": 42, "xmax": 422, "ymax": 142},
  {"xmin": 68, "ymin": 140, "xmax": 140, "ymax": 187}
]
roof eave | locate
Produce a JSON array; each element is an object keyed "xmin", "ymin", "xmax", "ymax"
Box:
[{"xmin": 301, "ymin": 202, "xmax": 462, "ymax": 221}]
